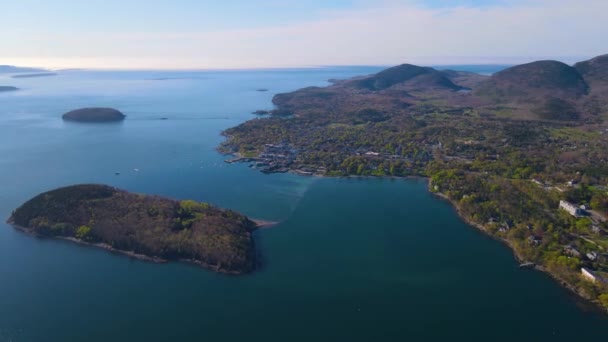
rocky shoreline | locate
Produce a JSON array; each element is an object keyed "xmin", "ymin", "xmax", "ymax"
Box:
[
  {"xmin": 9, "ymin": 217, "xmax": 275, "ymax": 275},
  {"xmin": 10, "ymin": 223, "xmax": 167, "ymax": 263},
  {"xmin": 430, "ymin": 186, "xmax": 606, "ymax": 314}
]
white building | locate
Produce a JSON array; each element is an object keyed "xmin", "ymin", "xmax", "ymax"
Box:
[
  {"xmin": 586, "ymin": 251, "xmax": 598, "ymax": 261},
  {"xmin": 581, "ymin": 268, "xmax": 603, "ymax": 283},
  {"xmin": 559, "ymin": 200, "xmax": 584, "ymax": 217}
]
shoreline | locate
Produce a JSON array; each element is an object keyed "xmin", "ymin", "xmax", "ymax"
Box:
[
  {"xmin": 430, "ymin": 186, "xmax": 606, "ymax": 314},
  {"xmin": 8, "ymin": 223, "xmax": 251, "ymax": 275},
  {"xmin": 223, "ymin": 153, "xmax": 607, "ymax": 313}
]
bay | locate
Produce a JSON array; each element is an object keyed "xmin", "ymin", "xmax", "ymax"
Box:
[{"xmin": 0, "ymin": 66, "xmax": 606, "ymax": 341}]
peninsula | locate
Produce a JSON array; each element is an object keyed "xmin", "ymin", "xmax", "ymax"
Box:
[
  {"xmin": 8, "ymin": 184, "xmax": 259, "ymax": 274},
  {"xmin": 0, "ymin": 65, "xmax": 48, "ymax": 74},
  {"xmin": 11, "ymin": 72, "xmax": 58, "ymax": 78},
  {"xmin": 221, "ymin": 55, "xmax": 608, "ymax": 310},
  {"xmin": 62, "ymin": 107, "xmax": 126, "ymax": 122}
]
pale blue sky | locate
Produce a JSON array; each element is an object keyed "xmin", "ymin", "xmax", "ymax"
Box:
[{"xmin": 2, "ymin": 0, "xmax": 606, "ymax": 69}]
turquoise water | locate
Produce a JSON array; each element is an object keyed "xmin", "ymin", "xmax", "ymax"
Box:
[{"xmin": 0, "ymin": 66, "xmax": 606, "ymax": 341}]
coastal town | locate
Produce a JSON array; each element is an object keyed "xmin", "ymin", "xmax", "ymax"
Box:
[{"xmin": 221, "ymin": 56, "xmax": 608, "ymax": 311}]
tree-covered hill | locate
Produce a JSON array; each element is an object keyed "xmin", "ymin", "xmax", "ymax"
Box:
[{"xmin": 9, "ymin": 184, "xmax": 258, "ymax": 274}]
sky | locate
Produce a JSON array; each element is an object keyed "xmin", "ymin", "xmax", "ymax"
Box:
[{"xmin": 2, "ymin": 0, "xmax": 607, "ymax": 69}]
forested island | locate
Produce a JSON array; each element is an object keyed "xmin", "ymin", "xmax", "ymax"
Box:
[
  {"xmin": 8, "ymin": 185, "xmax": 258, "ymax": 274},
  {"xmin": 220, "ymin": 54, "xmax": 608, "ymax": 310},
  {"xmin": 0, "ymin": 86, "xmax": 18, "ymax": 92},
  {"xmin": 62, "ymin": 107, "xmax": 126, "ymax": 122}
]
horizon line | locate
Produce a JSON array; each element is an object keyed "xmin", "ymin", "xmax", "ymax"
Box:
[{"xmin": 2, "ymin": 55, "xmax": 597, "ymax": 72}]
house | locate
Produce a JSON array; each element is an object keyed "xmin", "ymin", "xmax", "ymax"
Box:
[
  {"xmin": 586, "ymin": 251, "xmax": 598, "ymax": 261},
  {"xmin": 591, "ymin": 224, "xmax": 601, "ymax": 234},
  {"xmin": 559, "ymin": 200, "xmax": 584, "ymax": 217},
  {"xmin": 581, "ymin": 268, "xmax": 604, "ymax": 283}
]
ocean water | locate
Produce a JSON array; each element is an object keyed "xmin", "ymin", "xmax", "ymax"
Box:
[{"xmin": 0, "ymin": 66, "xmax": 606, "ymax": 341}]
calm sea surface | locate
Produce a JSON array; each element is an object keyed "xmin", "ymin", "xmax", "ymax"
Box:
[{"xmin": 0, "ymin": 66, "xmax": 606, "ymax": 341}]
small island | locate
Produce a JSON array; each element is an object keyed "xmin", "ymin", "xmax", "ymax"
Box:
[
  {"xmin": 8, "ymin": 184, "xmax": 259, "ymax": 274},
  {"xmin": 0, "ymin": 86, "xmax": 18, "ymax": 92},
  {"xmin": 62, "ymin": 107, "xmax": 126, "ymax": 123}
]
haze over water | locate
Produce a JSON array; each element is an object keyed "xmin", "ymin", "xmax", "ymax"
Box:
[{"xmin": 0, "ymin": 66, "xmax": 606, "ymax": 341}]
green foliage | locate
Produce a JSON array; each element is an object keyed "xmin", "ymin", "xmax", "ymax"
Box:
[
  {"xmin": 75, "ymin": 225, "xmax": 92, "ymax": 240},
  {"xmin": 590, "ymin": 193, "xmax": 608, "ymax": 213},
  {"xmin": 555, "ymin": 255, "xmax": 581, "ymax": 271},
  {"xmin": 600, "ymin": 294, "xmax": 608, "ymax": 309},
  {"xmin": 575, "ymin": 218, "xmax": 593, "ymax": 234},
  {"xmin": 180, "ymin": 200, "xmax": 210, "ymax": 213}
]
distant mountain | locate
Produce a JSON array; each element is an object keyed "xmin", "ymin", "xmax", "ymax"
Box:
[
  {"xmin": 574, "ymin": 55, "xmax": 608, "ymax": 117},
  {"xmin": 0, "ymin": 65, "xmax": 48, "ymax": 74},
  {"xmin": 476, "ymin": 61, "xmax": 588, "ymax": 99},
  {"xmin": 575, "ymin": 54, "xmax": 608, "ymax": 87},
  {"xmin": 267, "ymin": 55, "xmax": 608, "ymax": 123},
  {"xmin": 474, "ymin": 60, "xmax": 593, "ymax": 121},
  {"xmin": 351, "ymin": 64, "xmax": 462, "ymax": 91}
]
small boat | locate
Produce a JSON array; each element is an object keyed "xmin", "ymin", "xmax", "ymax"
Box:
[{"xmin": 519, "ymin": 262, "xmax": 536, "ymax": 269}]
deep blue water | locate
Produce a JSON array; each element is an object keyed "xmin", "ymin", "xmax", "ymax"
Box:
[{"xmin": 1, "ymin": 66, "xmax": 607, "ymax": 341}]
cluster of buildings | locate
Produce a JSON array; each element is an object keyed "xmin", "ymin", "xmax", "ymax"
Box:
[{"xmin": 255, "ymin": 143, "xmax": 297, "ymax": 173}]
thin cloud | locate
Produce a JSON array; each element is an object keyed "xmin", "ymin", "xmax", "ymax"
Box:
[{"xmin": 2, "ymin": 0, "xmax": 607, "ymax": 69}]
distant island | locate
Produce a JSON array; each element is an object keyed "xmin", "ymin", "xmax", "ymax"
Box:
[
  {"xmin": 62, "ymin": 107, "xmax": 126, "ymax": 122},
  {"xmin": 0, "ymin": 86, "xmax": 18, "ymax": 92},
  {"xmin": 221, "ymin": 54, "xmax": 608, "ymax": 310},
  {"xmin": 11, "ymin": 72, "xmax": 58, "ymax": 79},
  {"xmin": 8, "ymin": 184, "xmax": 260, "ymax": 274},
  {"xmin": 0, "ymin": 65, "xmax": 48, "ymax": 74}
]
